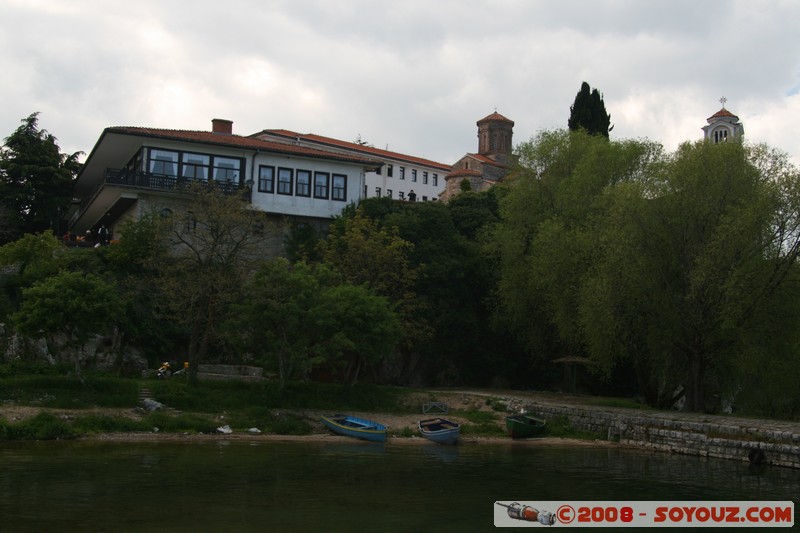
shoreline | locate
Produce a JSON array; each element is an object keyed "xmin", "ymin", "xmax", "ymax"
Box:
[{"xmin": 83, "ymin": 430, "xmax": 614, "ymax": 447}]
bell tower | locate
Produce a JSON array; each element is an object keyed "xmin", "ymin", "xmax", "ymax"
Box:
[
  {"xmin": 477, "ymin": 111, "xmax": 515, "ymax": 165},
  {"xmin": 702, "ymin": 97, "xmax": 744, "ymax": 143}
]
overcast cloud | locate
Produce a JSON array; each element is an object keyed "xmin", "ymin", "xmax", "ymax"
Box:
[{"xmin": 1, "ymin": 0, "xmax": 799, "ymax": 166}]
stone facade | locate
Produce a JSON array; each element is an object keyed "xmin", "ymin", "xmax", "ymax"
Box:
[{"xmin": 441, "ymin": 111, "xmax": 515, "ymax": 202}]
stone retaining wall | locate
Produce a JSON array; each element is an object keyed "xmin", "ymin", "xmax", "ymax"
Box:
[
  {"xmin": 197, "ymin": 364, "xmax": 264, "ymax": 382},
  {"xmin": 523, "ymin": 402, "xmax": 800, "ymax": 469}
]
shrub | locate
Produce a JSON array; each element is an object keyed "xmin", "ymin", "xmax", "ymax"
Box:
[{"xmin": 7, "ymin": 412, "xmax": 75, "ymax": 440}]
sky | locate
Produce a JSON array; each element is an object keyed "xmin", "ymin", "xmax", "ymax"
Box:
[{"xmin": 1, "ymin": 0, "xmax": 799, "ymax": 167}]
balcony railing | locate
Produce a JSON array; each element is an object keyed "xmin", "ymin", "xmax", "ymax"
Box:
[
  {"xmin": 104, "ymin": 169, "xmax": 242, "ymax": 196},
  {"xmin": 69, "ymin": 169, "xmax": 246, "ymax": 228}
]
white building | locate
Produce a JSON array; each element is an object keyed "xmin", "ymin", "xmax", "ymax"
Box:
[
  {"xmin": 71, "ymin": 119, "xmax": 382, "ymax": 238},
  {"xmin": 252, "ymin": 130, "xmax": 451, "ymax": 203}
]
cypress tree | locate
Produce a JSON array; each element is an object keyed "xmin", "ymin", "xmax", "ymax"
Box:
[{"xmin": 568, "ymin": 82, "xmax": 613, "ymax": 138}]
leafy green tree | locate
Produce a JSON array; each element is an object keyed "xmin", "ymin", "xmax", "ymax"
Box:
[
  {"xmin": 0, "ymin": 231, "xmax": 103, "ymax": 320},
  {"xmin": 581, "ymin": 140, "xmax": 800, "ymax": 411},
  {"xmin": 0, "ymin": 113, "xmax": 82, "ymax": 241},
  {"xmin": 446, "ymin": 188, "xmax": 500, "ymax": 240},
  {"xmin": 493, "ymin": 130, "xmax": 658, "ymax": 365},
  {"xmin": 234, "ymin": 258, "xmax": 401, "ymax": 387},
  {"xmin": 319, "ymin": 209, "xmax": 427, "ymax": 350},
  {"xmin": 568, "ymin": 82, "xmax": 613, "ymax": 138},
  {"xmin": 233, "ymin": 258, "xmax": 327, "ymax": 389},
  {"xmin": 0, "ymin": 232, "xmax": 65, "ymax": 301},
  {"xmin": 314, "ymin": 283, "xmax": 401, "ymax": 385},
  {"xmin": 104, "ymin": 213, "xmax": 182, "ymax": 363},
  {"xmin": 496, "ymin": 128, "xmax": 800, "ymax": 412},
  {"xmin": 136, "ymin": 183, "xmax": 276, "ymax": 385},
  {"xmin": 12, "ymin": 270, "xmax": 124, "ymax": 363}
]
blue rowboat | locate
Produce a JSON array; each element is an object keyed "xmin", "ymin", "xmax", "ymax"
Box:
[
  {"xmin": 320, "ymin": 414, "xmax": 388, "ymax": 442},
  {"xmin": 418, "ymin": 417, "xmax": 460, "ymax": 445}
]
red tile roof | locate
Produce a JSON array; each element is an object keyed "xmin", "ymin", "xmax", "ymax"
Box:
[
  {"xmin": 467, "ymin": 153, "xmax": 510, "ymax": 167},
  {"xmin": 477, "ymin": 111, "xmax": 515, "ymax": 126},
  {"xmin": 106, "ymin": 126, "xmax": 383, "ymax": 166},
  {"xmin": 254, "ymin": 129, "xmax": 452, "ymax": 171},
  {"xmin": 708, "ymin": 108, "xmax": 738, "ymax": 120}
]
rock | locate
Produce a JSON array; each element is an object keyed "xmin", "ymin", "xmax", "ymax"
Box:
[
  {"xmin": 217, "ymin": 425, "xmax": 233, "ymax": 434},
  {"xmin": 142, "ymin": 398, "xmax": 163, "ymax": 411},
  {"xmin": 247, "ymin": 428, "xmax": 262, "ymax": 434}
]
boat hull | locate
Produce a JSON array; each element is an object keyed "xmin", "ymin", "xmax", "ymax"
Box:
[
  {"xmin": 418, "ymin": 418, "xmax": 460, "ymax": 445},
  {"xmin": 505, "ymin": 415, "xmax": 546, "ymax": 439},
  {"xmin": 321, "ymin": 414, "xmax": 388, "ymax": 442}
]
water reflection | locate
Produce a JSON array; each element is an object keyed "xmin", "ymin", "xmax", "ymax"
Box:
[{"xmin": 0, "ymin": 441, "xmax": 796, "ymax": 532}]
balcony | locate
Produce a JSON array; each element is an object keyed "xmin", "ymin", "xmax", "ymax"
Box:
[
  {"xmin": 69, "ymin": 169, "xmax": 247, "ymax": 231},
  {"xmin": 104, "ymin": 168, "xmax": 242, "ymax": 196}
]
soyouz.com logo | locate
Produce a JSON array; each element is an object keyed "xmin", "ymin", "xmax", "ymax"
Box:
[{"xmin": 494, "ymin": 501, "xmax": 794, "ymax": 527}]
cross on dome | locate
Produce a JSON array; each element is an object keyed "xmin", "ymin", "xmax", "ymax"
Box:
[{"xmin": 720, "ymin": 96, "xmax": 727, "ymax": 108}]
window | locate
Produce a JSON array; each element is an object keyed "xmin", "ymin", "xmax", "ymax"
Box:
[
  {"xmin": 433, "ymin": 174, "xmax": 438, "ymax": 186},
  {"xmin": 363, "ymin": 184, "xmax": 368, "ymax": 198},
  {"xmin": 314, "ymin": 171, "xmax": 330, "ymax": 199},
  {"xmin": 296, "ymin": 169, "xmax": 311, "ymax": 197},
  {"xmin": 147, "ymin": 148, "xmax": 244, "ymax": 186},
  {"xmin": 376, "ymin": 165, "xmax": 382, "ymax": 175},
  {"xmin": 186, "ymin": 211, "xmax": 197, "ymax": 232},
  {"xmin": 422, "ymin": 196, "xmax": 428, "ymax": 202},
  {"xmin": 387, "ymin": 164, "xmax": 393, "ymax": 177},
  {"xmin": 400, "ymin": 167, "xmax": 405, "ymax": 180},
  {"xmin": 411, "ymin": 169, "xmax": 417, "ymax": 182},
  {"xmin": 332, "ymin": 174, "xmax": 346, "ymax": 201},
  {"xmin": 258, "ymin": 166, "xmax": 274, "ymax": 193},
  {"xmin": 277, "ymin": 168, "xmax": 293, "ymax": 195},
  {"xmin": 213, "ymin": 157, "xmax": 241, "ymax": 183},
  {"xmin": 399, "ymin": 191, "xmax": 405, "ymax": 200},
  {"xmin": 375, "ymin": 187, "xmax": 381, "ymax": 197},
  {"xmin": 182, "ymin": 153, "xmax": 209, "ymax": 180},
  {"xmin": 423, "ymin": 171, "xmax": 428, "ymax": 185},
  {"xmin": 149, "ymin": 149, "xmax": 178, "ymax": 176},
  {"xmin": 387, "ymin": 189, "xmax": 393, "ymax": 198}
]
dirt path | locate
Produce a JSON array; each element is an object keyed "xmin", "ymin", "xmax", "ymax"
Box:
[{"xmin": 0, "ymin": 389, "xmax": 613, "ymax": 446}]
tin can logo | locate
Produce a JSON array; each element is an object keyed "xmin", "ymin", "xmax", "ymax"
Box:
[{"xmin": 496, "ymin": 502, "xmax": 556, "ymax": 526}]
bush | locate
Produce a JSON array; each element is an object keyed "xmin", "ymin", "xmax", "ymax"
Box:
[
  {"xmin": 6, "ymin": 412, "xmax": 75, "ymax": 440},
  {"xmin": 71, "ymin": 415, "xmax": 149, "ymax": 433},
  {"xmin": 144, "ymin": 412, "xmax": 218, "ymax": 433}
]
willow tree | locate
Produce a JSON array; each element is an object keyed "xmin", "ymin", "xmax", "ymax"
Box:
[
  {"xmin": 581, "ymin": 140, "xmax": 800, "ymax": 411},
  {"xmin": 495, "ymin": 129, "xmax": 800, "ymax": 412},
  {"xmin": 492, "ymin": 130, "xmax": 659, "ymax": 363}
]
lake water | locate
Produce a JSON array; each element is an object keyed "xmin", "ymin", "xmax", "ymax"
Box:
[{"xmin": 1, "ymin": 440, "xmax": 797, "ymax": 531}]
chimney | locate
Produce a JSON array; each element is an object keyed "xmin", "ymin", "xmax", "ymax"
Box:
[{"xmin": 211, "ymin": 118, "xmax": 233, "ymax": 135}]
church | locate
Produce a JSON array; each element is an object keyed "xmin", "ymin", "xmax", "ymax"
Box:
[
  {"xmin": 702, "ymin": 97, "xmax": 744, "ymax": 144},
  {"xmin": 440, "ymin": 111, "xmax": 515, "ymax": 202}
]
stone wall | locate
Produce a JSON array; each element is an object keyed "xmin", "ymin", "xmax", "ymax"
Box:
[
  {"xmin": 523, "ymin": 402, "xmax": 800, "ymax": 470},
  {"xmin": 197, "ymin": 364, "xmax": 264, "ymax": 382},
  {"xmin": 0, "ymin": 324, "xmax": 148, "ymax": 376}
]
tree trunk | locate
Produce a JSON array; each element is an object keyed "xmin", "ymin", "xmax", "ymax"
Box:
[
  {"xmin": 187, "ymin": 321, "xmax": 201, "ymax": 387},
  {"xmin": 684, "ymin": 353, "xmax": 705, "ymax": 412}
]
